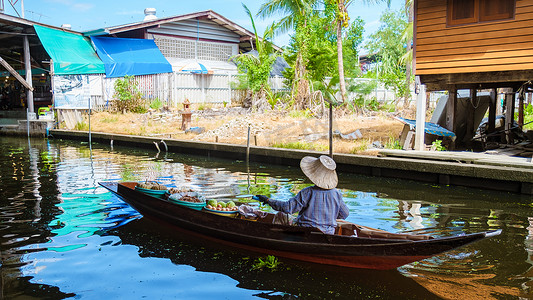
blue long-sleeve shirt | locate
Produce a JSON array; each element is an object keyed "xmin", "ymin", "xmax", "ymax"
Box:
[{"xmin": 267, "ymin": 186, "xmax": 349, "ymax": 235}]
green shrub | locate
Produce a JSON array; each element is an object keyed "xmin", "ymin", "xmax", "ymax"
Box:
[
  {"xmin": 431, "ymin": 140, "xmax": 446, "ymax": 151},
  {"xmin": 352, "ymin": 95, "xmax": 380, "ymax": 111},
  {"xmin": 523, "ymin": 104, "xmax": 533, "ymax": 130},
  {"xmin": 113, "ymin": 75, "xmax": 145, "ymax": 113},
  {"xmin": 150, "ymin": 98, "xmax": 164, "ymax": 110}
]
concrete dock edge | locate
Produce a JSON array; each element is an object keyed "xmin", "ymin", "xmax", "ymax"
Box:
[{"xmin": 49, "ymin": 129, "xmax": 533, "ymax": 194}]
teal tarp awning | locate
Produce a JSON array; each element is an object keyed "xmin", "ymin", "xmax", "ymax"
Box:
[{"xmin": 34, "ymin": 25, "xmax": 105, "ymax": 75}]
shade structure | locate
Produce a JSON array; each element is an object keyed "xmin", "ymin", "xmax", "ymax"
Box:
[
  {"xmin": 90, "ymin": 36, "xmax": 172, "ymax": 78},
  {"xmin": 34, "ymin": 25, "xmax": 105, "ymax": 75},
  {"xmin": 178, "ymin": 61, "xmax": 213, "ymax": 74}
]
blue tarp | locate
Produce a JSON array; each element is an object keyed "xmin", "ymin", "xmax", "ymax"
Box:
[
  {"xmin": 396, "ymin": 117, "xmax": 456, "ymax": 137},
  {"xmin": 90, "ymin": 36, "xmax": 172, "ymax": 78}
]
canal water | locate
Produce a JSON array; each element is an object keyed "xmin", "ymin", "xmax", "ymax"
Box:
[{"xmin": 0, "ymin": 136, "xmax": 531, "ymax": 299}]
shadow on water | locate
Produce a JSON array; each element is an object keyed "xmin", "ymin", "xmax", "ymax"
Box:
[{"xmin": 109, "ymin": 216, "xmax": 439, "ymax": 299}]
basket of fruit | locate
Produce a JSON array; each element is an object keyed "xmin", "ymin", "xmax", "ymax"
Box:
[
  {"xmin": 168, "ymin": 191, "xmax": 206, "ymax": 211},
  {"xmin": 135, "ymin": 182, "xmax": 168, "ymax": 198},
  {"xmin": 204, "ymin": 200, "xmax": 239, "ymax": 217}
]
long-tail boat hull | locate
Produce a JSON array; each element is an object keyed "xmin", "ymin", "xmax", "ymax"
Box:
[{"xmin": 99, "ymin": 182, "xmax": 501, "ymax": 270}]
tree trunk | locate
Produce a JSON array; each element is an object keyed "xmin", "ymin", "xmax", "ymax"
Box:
[
  {"xmin": 337, "ymin": 20, "xmax": 347, "ymax": 104},
  {"xmin": 404, "ymin": 0, "xmax": 414, "ymax": 108},
  {"xmin": 293, "ymin": 23, "xmax": 310, "ymax": 110}
]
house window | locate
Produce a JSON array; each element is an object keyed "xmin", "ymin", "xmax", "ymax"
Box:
[
  {"xmin": 448, "ymin": 0, "xmax": 515, "ymax": 26},
  {"xmin": 153, "ymin": 35, "xmax": 235, "ymax": 61},
  {"xmin": 480, "ymin": 0, "xmax": 515, "ymax": 21}
]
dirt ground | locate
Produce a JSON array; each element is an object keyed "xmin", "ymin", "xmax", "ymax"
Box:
[{"xmin": 82, "ymin": 107, "xmax": 404, "ymax": 155}]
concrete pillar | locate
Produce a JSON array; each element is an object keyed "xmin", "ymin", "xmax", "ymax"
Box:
[
  {"xmin": 23, "ymin": 35, "xmax": 34, "ymax": 113},
  {"xmin": 415, "ymin": 84, "xmax": 427, "ymax": 151}
]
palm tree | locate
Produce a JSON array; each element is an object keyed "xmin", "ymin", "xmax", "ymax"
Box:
[
  {"xmin": 328, "ymin": 0, "xmax": 390, "ymax": 104},
  {"xmin": 258, "ymin": 0, "xmax": 318, "ymax": 109},
  {"xmin": 234, "ymin": 4, "xmax": 277, "ymax": 110}
]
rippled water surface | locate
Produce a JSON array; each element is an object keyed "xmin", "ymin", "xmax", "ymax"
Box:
[{"xmin": 0, "ymin": 137, "xmax": 531, "ymax": 299}]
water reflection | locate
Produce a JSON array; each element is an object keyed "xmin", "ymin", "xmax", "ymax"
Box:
[
  {"xmin": 0, "ymin": 137, "xmax": 532, "ymax": 299},
  {"xmin": 523, "ymin": 217, "xmax": 533, "ymax": 297}
]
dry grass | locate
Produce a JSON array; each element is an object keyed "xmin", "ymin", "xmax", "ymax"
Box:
[{"xmin": 80, "ymin": 109, "xmax": 403, "ymax": 155}]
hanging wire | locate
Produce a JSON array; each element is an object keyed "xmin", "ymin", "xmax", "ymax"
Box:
[{"xmin": 0, "ymin": 55, "xmax": 50, "ymax": 74}]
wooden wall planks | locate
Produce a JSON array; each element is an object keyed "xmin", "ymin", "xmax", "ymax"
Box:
[{"xmin": 415, "ymin": 0, "xmax": 533, "ymax": 75}]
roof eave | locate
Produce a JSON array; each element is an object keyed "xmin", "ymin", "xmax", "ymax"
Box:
[{"xmin": 83, "ymin": 28, "xmax": 110, "ymax": 37}]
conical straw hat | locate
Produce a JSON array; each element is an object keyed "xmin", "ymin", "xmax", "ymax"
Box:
[{"xmin": 300, "ymin": 155, "xmax": 338, "ymax": 189}]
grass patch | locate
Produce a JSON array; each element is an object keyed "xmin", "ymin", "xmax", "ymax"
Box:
[
  {"xmin": 271, "ymin": 141, "xmax": 327, "ymax": 151},
  {"xmin": 101, "ymin": 116, "xmax": 119, "ymax": 123},
  {"xmin": 288, "ymin": 109, "xmax": 312, "ymax": 119},
  {"xmin": 350, "ymin": 139, "xmax": 371, "ymax": 153},
  {"xmin": 385, "ymin": 135, "xmax": 402, "ymax": 149},
  {"xmin": 197, "ymin": 102, "xmax": 212, "ymax": 111},
  {"xmin": 74, "ymin": 121, "xmax": 89, "ymax": 131}
]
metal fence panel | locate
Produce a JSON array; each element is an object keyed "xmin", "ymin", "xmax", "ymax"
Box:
[{"xmin": 83, "ymin": 73, "xmax": 425, "ymax": 112}]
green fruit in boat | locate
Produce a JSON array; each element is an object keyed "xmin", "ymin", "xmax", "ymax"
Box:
[
  {"xmin": 208, "ymin": 199, "xmax": 217, "ymax": 207},
  {"xmin": 218, "ymin": 202, "xmax": 226, "ymax": 208},
  {"xmin": 151, "ymin": 184, "xmax": 167, "ymax": 190},
  {"xmin": 138, "ymin": 183, "xmax": 151, "ymax": 189},
  {"xmin": 227, "ymin": 201, "xmax": 235, "ymax": 208}
]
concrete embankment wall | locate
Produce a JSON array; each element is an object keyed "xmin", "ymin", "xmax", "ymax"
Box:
[
  {"xmin": 49, "ymin": 129, "xmax": 533, "ymax": 195},
  {"xmin": 0, "ymin": 120, "xmax": 54, "ymax": 137}
]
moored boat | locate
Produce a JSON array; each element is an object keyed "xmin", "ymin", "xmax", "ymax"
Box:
[{"xmin": 99, "ymin": 181, "xmax": 502, "ymax": 270}]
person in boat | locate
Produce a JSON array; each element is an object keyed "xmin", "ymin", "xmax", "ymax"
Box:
[{"xmin": 255, "ymin": 155, "xmax": 349, "ymax": 235}]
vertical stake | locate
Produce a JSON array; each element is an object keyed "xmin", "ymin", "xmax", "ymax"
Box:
[
  {"xmin": 246, "ymin": 125, "xmax": 251, "ymax": 163},
  {"xmin": 329, "ymin": 101, "xmax": 333, "ymax": 158}
]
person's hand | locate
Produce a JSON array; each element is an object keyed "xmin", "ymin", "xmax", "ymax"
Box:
[{"xmin": 254, "ymin": 195, "xmax": 269, "ymax": 204}]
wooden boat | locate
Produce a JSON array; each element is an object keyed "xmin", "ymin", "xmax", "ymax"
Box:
[{"xmin": 99, "ymin": 182, "xmax": 502, "ymax": 270}]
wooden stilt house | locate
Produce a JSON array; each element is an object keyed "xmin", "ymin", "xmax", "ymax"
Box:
[{"xmin": 414, "ymin": 0, "xmax": 533, "ymax": 149}]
